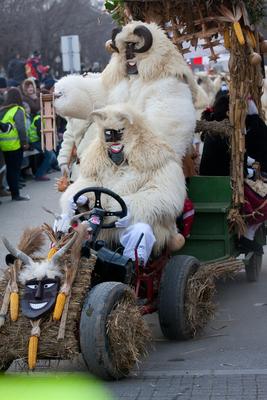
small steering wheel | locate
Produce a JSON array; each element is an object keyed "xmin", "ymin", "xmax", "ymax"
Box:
[{"xmin": 73, "ymin": 187, "xmax": 127, "ymax": 229}]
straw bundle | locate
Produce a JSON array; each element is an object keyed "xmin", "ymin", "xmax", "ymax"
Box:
[
  {"xmin": 0, "ymin": 256, "xmax": 95, "ymax": 370},
  {"xmin": 106, "ymin": 289, "xmax": 152, "ymax": 375},
  {"xmin": 185, "ymin": 258, "xmax": 243, "ymax": 335}
]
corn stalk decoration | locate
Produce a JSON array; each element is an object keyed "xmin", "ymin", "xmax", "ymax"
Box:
[{"xmin": 105, "ymin": 0, "xmax": 266, "ymax": 233}]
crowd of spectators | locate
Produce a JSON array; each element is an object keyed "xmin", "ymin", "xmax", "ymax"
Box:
[{"xmin": 0, "ymin": 51, "xmax": 66, "ymax": 203}]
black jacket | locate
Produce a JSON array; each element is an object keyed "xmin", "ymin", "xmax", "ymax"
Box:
[{"xmin": 245, "ymin": 114, "xmax": 267, "ymax": 173}]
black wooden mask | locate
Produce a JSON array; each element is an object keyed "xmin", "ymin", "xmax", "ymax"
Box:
[
  {"xmin": 104, "ymin": 128, "xmax": 124, "ymax": 142},
  {"xmin": 21, "ymin": 277, "xmax": 60, "ymax": 320},
  {"xmin": 126, "ymin": 43, "xmax": 138, "ymax": 75}
]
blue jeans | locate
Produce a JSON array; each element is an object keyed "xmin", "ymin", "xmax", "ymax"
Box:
[{"xmin": 31, "ymin": 141, "xmax": 57, "ymax": 177}]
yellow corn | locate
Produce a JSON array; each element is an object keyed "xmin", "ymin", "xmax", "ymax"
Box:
[
  {"xmin": 47, "ymin": 247, "xmax": 57, "ymax": 261},
  {"xmin": 10, "ymin": 292, "xmax": 19, "ymax": 322},
  {"xmin": 233, "ymin": 22, "xmax": 245, "ymax": 45},
  {"xmin": 248, "ymin": 30, "xmax": 257, "ymax": 49},
  {"xmin": 223, "ymin": 29, "xmax": 231, "ymax": 49},
  {"xmin": 28, "ymin": 335, "xmax": 38, "ymax": 370},
  {"xmin": 53, "ymin": 292, "xmax": 66, "ymax": 321}
]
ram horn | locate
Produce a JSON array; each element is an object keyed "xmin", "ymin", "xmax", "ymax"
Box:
[
  {"xmin": 110, "ymin": 27, "xmax": 122, "ymax": 53},
  {"xmin": 105, "ymin": 40, "xmax": 116, "ymax": 54},
  {"xmin": 2, "ymin": 236, "xmax": 33, "ymax": 265},
  {"xmin": 50, "ymin": 232, "xmax": 78, "ymax": 265},
  {"xmin": 133, "ymin": 25, "xmax": 153, "ymax": 53}
]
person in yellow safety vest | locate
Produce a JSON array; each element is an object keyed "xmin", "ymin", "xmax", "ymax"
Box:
[
  {"xmin": 27, "ymin": 113, "xmax": 58, "ymax": 181},
  {"xmin": 0, "ymin": 88, "xmax": 30, "ymax": 201}
]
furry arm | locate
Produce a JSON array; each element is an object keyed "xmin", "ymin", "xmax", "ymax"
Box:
[
  {"xmin": 57, "ymin": 118, "xmax": 76, "ymax": 167},
  {"xmin": 54, "ymin": 74, "xmax": 106, "ymax": 120},
  {"xmin": 57, "ymin": 118, "xmax": 92, "ymax": 167}
]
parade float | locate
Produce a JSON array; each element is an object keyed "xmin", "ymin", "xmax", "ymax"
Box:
[{"xmin": 0, "ymin": 0, "xmax": 266, "ymax": 380}]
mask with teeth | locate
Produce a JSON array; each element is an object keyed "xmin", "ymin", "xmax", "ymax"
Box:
[
  {"xmin": 104, "ymin": 128, "xmax": 125, "ymax": 165},
  {"xmin": 21, "ymin": 277, "xmax": 60, "ymax": 320},
  {"xmin": 108, "ymin": 144, "xmax": 124, "ymax": 165},
  {"xmin": 126, "ymin": 42, "xmax": 138, "ymax": 75}
]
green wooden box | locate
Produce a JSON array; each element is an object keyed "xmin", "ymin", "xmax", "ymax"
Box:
[{"xmin": 177, "ymin": 176, "xmax": 236, "ymax": 262}]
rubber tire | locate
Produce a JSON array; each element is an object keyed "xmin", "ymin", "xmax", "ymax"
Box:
[
  {"xmin": 158, "ymin": 255, "xmax": 200, "ymax": 340},
  {"xmin": 245, "ymin": 253, "xmax": 263, "ymax": 282},
  {"xmin": 80, "ymin": 281, "xmax": 131, "ymax": 380},
  {"xmin": 0, "ymin": 360, "xmax": 13, "ymax": 372}
]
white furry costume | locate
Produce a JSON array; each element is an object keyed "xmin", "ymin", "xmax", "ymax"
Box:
[
  {"xmin": 57, "ymin": 117, "xmax": 97, "ymax": 181},
  {"xmin": 54, "ymin": 21, "xmax": 197, "ymax": 161},
  {"xmin": 60, "ymin": 104, "xmax": 186, "ymax": 255}
]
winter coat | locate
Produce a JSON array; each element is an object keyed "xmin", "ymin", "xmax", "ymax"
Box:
[
  {"xmin": 7, "ymin": 58, "xmax": 26, "ymax": 84},
  {"xmin": 57, "ymin": 117, "xmax": 97, "ymax": 181},
  {"xmin": 245, "ymin": 114, "xmax": 267, "ymax": 173},
  {"xmin": 0, "ymin": 106, "xmax": 27, "ymax": 148},
  {"xmin": 21, "ymin": 79, "xmax": 40, "ymax": 115}
]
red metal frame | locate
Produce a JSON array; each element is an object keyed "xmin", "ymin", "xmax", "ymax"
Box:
[{"xmin": 134, "ymin": 251, "xmax": 170, "ymax": 315}]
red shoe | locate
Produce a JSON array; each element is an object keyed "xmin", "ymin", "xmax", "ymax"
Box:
[{"xmin": 35, "ymin": 175, "xmax": 50, "ymax": 181}]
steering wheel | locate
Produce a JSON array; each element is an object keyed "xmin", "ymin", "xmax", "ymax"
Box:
[{"xmin": 73, "ymin": 186, "xmax": 127, "ymax": 229}]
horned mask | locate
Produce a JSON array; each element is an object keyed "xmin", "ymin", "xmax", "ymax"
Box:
[
  {"xmin": 2, "ymin": 235, "xmax": 75, "ymax": 320},
  {"xmin": 109, "ymin": 24, "xmax": 153, "ymax": 75}
]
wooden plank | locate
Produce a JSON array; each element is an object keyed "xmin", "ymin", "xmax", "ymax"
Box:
[{"xmin": 40, "ymin": 93, "xmax": 57, "ymax": 151}]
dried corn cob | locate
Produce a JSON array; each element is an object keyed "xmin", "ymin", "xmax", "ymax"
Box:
[
  {"xmin": 53, "ymin": 292, "xmax": 66, "ymax": 321},
  {"xmin": 9, "ymin": 292, "xmax": 19, "ymax": 322},
  {"xmin": 28, "ymin": 335, "xmax": 38, "ymax": 370},
  {"xmin": 223, "ymin": 29, "xmax": 231, "ymax": 49},
  {"xmin": 233, "ymin": 22, "xmax": 245, "ymax": 45},
  {"xmin": 247, "ymin": 30, "xmax": 257, "ymax": 49}
]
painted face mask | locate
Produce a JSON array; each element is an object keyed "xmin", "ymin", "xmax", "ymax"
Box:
[
  {"xmin": 104, "ymin": 128, "xmax": 125, "ymax": 166},
  {"xmin": 21, "ymin": 277, "xmax": 60, "ymax": 320},
  {"xmin": 124, "ymin": 26, "xmax": 153, "ymax": 75},
  {"xmin": 126, "ymin": 42, "xmax": 138, "ymax": 75}
]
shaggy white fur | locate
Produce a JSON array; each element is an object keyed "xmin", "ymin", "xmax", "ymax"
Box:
[
  {"xmin": 54, "ymin": 21, "xmax": 196, "ymax": 160},
  {"xmin": 55, "ymin": 74, "xmax": 104, "ymax": 120},
  {"xmin": 60, "ymin": 104, "xmax": 186, "ymax": 255},
  {"xmin": 194, "ymin": 83, "xmax": 210, "ymax": 110},
  {"xmin": 195, "ymin": 71, "xmax": 216, "ymax": 105},
  {"xmin": 19, "ymin": 261, "xmax": 62, "ymax": 285}
]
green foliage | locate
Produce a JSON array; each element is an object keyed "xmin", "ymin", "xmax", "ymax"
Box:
[
  {"xmin": 104, "ymin": 0, "xmax": 266, "ymax": 26},
  {"xmin": 104, "ymin": 0, "xmax": 125, "ymax": 25}
]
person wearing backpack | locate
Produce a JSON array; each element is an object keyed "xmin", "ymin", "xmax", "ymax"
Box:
[{"xmin": 0, "ymin": 88, "xmax": 29, "ymax": 201}]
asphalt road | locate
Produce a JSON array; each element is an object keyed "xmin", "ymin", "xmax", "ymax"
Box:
[{"xmin": 1, "ymin": 173, "xmax": 267, "ymax": 399}]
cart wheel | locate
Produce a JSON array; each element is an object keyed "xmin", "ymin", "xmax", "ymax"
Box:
[
  {"xmin": 158, "ymin": 255, "xmax": 200, "ymax": 340},
  {"xmin": 0, "ymin": 360, "xmax": 13, "ymax": 372},
  {"xmin": 79, "ymin": 281, "xmax": 131, "ymax": 380},
  {"xmin": 245, "ymin": 252, "xmax": 263, "ymax": 282}
]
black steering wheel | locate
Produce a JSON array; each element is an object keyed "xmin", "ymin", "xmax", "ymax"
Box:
[{"xmin": 73, "ymin": 186, "xmax": 127, "ymax": 229}]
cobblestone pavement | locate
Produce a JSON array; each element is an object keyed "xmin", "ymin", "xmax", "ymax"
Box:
[{"xmin": 105, "ymin": 370, "xmax": 267, "ymax": 400}]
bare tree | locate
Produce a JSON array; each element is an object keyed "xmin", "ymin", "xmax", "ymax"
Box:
[{"xmin": 1, "ymin": 0, "xmax": 115, "ymax": 75}]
